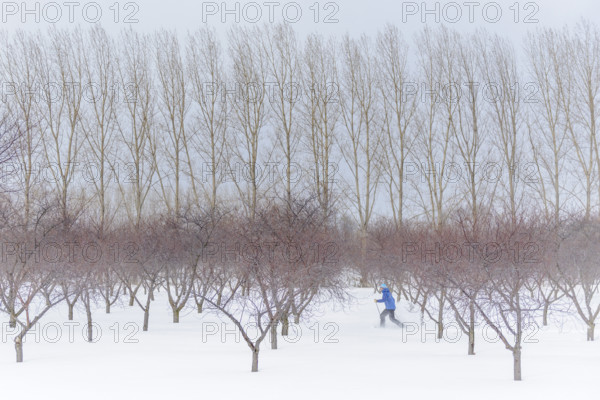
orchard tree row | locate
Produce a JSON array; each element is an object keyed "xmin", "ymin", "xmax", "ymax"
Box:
[{"xmin": 1, "ymin": 197, "xmax": 598, "ymax": 379}]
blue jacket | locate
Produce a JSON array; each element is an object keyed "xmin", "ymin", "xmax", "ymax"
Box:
[{"xmin": 377, "ymin": 288, "xmax": 396, "ymax": 310}]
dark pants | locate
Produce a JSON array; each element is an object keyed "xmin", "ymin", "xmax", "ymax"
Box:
[{"xmin": 380, "ymin": 309, "xmax": 402, "ymax": 327}]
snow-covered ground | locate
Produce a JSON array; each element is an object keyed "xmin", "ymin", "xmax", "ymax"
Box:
[{"xmin": 0, "ymin": 288, "xmax": 597, "ymax": 400}]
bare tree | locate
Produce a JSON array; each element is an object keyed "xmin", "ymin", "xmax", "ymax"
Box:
[
  {"xmin": 0, "ymin": 31, "xmax": 42, "ymax": 227},
  {"xmin": 186, "ymin": 27, "xmax": 228, "ymax": 209},
  {"xmin": 377, "ymin": 24, "xmax": 417, "ymax": 229},
  {"xmin": 301, "ymin": 33, "xmax": 340, "ymax": 218},
  {"xmin": 0, "ymin": 204, "xmax": 66, "ymax": 362},
  {"xmin": 337, "ymin": 34, "xmax": 383, "ymax": 286},
  {"xmin": 262, "ymin": 24, "xmax": 302, "ymax": 208},
  {"xmin": 566, "ymin": 22, "xmax": 600, "ymax": 220},
  {"xmin": 36, "ymin": 28, "xmax": 86, "ymax": 228},
  {"xmin": 114, "ymin": 29, "xmax": 157, "ymax": 230},
  {"xmin": 553, "ymin": 219, "xmax": 600, "ymax": 340},
  {"xmin": 525, "ymin": 28, "xmax": 571, "ymax": 223},
  {"xmin": 80, "ymin": 26, "xmax": 119, "ymax": 236},
  {"xmin": 228, "ymin": 26, "xmax": 270, "ymax": 219},
  {"xmin": 465, "ymin": 214, "xmax": 544, "ymax": 381},
  {"xmin": 480, "ymin": 33, "xmax": 527, "ymax": 225},
  {"xmin": 413, "ymin": 26, "xmax": 460, "ymax": 229},
  {"xmin": 154, "ymin": 29, "xmax": 191, "ymax": 217},
  {"xmin": 114, "ymin": 221, "xmax": 165, "ymax": 332}
]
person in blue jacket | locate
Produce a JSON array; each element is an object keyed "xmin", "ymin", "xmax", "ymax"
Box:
[{"xmin": 374, "ymin": 284, "xmax": 402, "ymax": 327}]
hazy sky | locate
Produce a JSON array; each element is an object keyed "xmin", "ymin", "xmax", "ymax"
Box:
[{"xmin": 0, "ymin": 0, "xmax": 597, "ymax": 40}]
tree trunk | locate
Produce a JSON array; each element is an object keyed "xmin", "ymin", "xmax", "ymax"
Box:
[
  {"xmin": 270, "ymin": 323, "xmax": 278, "ymax": 350},
  {"xmin": 281, "ymin": 313, "xmax": 289, "ymax": 336},
  {"xmin": 542, "ymin": 301, "xmax": 549, "ymax": 326},
  {"xmin": 143, "ymin": 293, "xmax": 152, "ymax": 331},
  {"xmin": 173, "ymin": 308, "xmax": 180, "ymax": 323},
  {"xmin": 68, "ymin": 303, "xmax": 75, "ymax": 321},
  {"xmin": 251, "ymin": 348, "xmax": 259, "ymax": 372},
  {"xmin": 358, "ymin": 230, "xmax": 369, "ymax": 287},
  {"xmin": 86, "ymin": 304, "xmax": 94, "ymax": 342},
  {"xmin": 468, "ymin": 327, "xmax": 475, "ymax": 356},
  {"xmin": 437, "ymin": 292, "xmax": 445, "ymax": 339},
  {"xmin": 143, "ymin": 307, "xmax": 150, "ymax": 331},
  {"xmin": 587, "ymin": 322, "xmax": 595, "ymax": 341},
  {"xmin": 197, "ymin": 299, "xmax": 204, "ymax": 313},
  {"xmin": 513, "ymin": 347, "xmax": 522, "ymax": 381},
  {"xmin": 105, "ymin": 301, "xmax": 111, "ymax": 314},
  {"xmin": 15, "ymin": 337, "xmax": 23, "ymax": 363},
  {"xmin": 129, "ymin": 292, "xmax": 135, "ymax": 307},
  {"xmin": 468, "ymin": 300, "xmax": 475, "ymax": 355},
  {"xmin": 9, "ymin": 313, "xmax": 16, "ymax": 328},
  {"xmin": 437, "ymin": 320, "xmax": 444, "ymax": 340}
]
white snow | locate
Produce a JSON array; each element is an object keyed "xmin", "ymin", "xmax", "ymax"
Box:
[{"xmin": 0, "ymin": 288, "xmax": 597, "ymax": 400}]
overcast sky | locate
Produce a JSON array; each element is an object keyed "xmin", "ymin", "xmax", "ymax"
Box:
[
  {"xmin": 0, "ymin": 0, "xmax": 596, "ymax": 40},
  {"xmin": 0, "ymin": 0, "xmax": 594, "ymax": 68}
]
